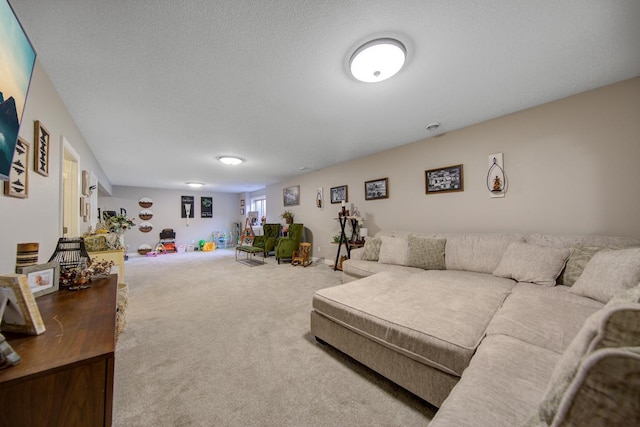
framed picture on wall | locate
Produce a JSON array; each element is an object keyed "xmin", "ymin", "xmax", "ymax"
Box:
[
  {"xmin": 34, "ymin": 120, "xmax": 50, "ymax": 177},
  {"xmin": 425, "ymin": 164, "xmax": 464, "ymax": 194},
  {"xmin": 283, "ymin": 185, "xmax": 299, "ymax": 206},
  {"xmin": 364, "ymin": 178, "xmax": 389, "ymax": 201},
  {"xmin": 330, "ymin": 185, "xmax": 348, "ymax": 204},
  {"xmin": 3, "ymin": 138, "xmax": 28, "ymax": 198}
]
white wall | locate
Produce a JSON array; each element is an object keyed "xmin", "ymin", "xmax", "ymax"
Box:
[
  {"xmin": 100, "ymin": 186, "xmax": 242, "ymax": 253},
  {"xmin": 265, "ymin": 77, "xmax": 640, "ymax": 261},
  {"xmin": 0, "ymin": 61, "xmax": 111, "ymax": 273}
]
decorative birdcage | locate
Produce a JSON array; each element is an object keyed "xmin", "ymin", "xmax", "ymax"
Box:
[{"xmin": 48, "ymin": 238, "xmax": 90, "ymax": 271}]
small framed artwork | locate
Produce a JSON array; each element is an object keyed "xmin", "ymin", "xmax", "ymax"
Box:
[
  {"xmin": 3, "ymin": 138, "xmax": 29, "ymax": 198},
  {"xmin": 16, "ymin": 262, "xmax": 60, "ymax": 298},
  {"xmin": 364, "ymin": 178, "xmax": 389, "ymax": 201},
  {"xmin": 330, "ymin": 185, "xmax": 348, "ymax": 204},
  {"xmin": 34, "ymin": 120, "xmax": 50, "ymax": 177},
  {"xmin": 0, "ymin": 274, "xmax": 46, "ymax": 335},
  {"xmin": 201, "ymin": 196, "xmax": 213, "ymax": 218},
  {"xmin": 240, "ymin": 199, "xmax": 245, "ymax": 207},
  {"xmin": 426, "ymin": 164, "xmax": 464, "ymax": 194},
  {"xmin": 283, "ymin": 185, "xmax": 300, "ymax": 206},
  {"xmin": 240, "ymin": 207, "xmax": 245, "ymax": 215}
]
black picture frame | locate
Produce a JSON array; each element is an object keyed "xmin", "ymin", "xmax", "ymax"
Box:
[
  {"xmin": 364, "ymin": 178, "xmax": 389, "ymax": 201},
  {"xmin": 425, "ymin": 164, "xmax": 464, "ymax": 194},
  {"xmin": 201, "ymin": 196, "xmax": 213, "ymax": 218},
  {"xmin": 330, "ymin": 185, "xmax": 348, "ymax": 204}
]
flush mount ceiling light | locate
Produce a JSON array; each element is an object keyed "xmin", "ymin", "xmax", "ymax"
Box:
[
  {"xmin": 350, "ymin": 38, "xmax": 406, "ymax": 83},
  {"xmin": 218, "ymin": 156, "xmax": 244, "ymax": 166},
  {"xmin": 426, "ymin": 122, "xmax": 441, "ymax": 132},
  {"xmin": 187, "ymin": 182, "xmax": 204, "ymax": 188}
]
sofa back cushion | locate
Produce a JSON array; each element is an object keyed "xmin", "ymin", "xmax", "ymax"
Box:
[
  {"xmin": 439, "ymin": 233, "xmax": 525, "ymax": 274},
  {"xmin": 526, "ymin": 234, "xmax": 640, "ymax": 249}
]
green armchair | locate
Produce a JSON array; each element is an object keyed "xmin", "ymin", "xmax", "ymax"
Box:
[
  {"xmin": 275, "ymin": 223, "xmax": 304, "ymax": 264},
  {"xmin": 252, "ymin": 223, "xmax": 281, "ymax": 257}
]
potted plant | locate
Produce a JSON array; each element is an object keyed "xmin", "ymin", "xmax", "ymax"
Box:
[{"xmin": 280, "ymin": 210, "xmax": 294, "ymax": 224}]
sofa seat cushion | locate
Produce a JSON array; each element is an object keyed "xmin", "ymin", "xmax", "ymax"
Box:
[
  {"xmin": 313, "ymin": 270, "xmax": 515, "ymax": 377},
  {"xmin": 430, "ymin": 334, "xmax": 561, "ymax": 427},
  {"xmin": 487, "ymin": 282, "xmax": 603, "ymax": 353},
  {"xmin": 341, "ymin": 259, "xmax": 423, "ymax": 280}
]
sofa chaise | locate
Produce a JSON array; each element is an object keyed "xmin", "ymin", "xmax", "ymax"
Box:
[{"xmin": 310, "ymin": 232, "xmax": 640, "ymax": 426}]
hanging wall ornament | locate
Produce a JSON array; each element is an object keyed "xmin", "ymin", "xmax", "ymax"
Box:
[{"xmin": 487, "ymin": 153, "xmax": 507, "ymax": 198}]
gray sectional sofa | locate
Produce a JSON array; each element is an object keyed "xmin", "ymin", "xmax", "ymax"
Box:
[{"xmin": 310, "ymin": 232, "xmax": 640, "ymax": 426}]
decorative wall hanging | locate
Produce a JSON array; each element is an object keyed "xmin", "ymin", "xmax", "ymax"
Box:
[
  {"xmin": 138, "ymin": 197, "xmax": 153, "ymax": 208},
  {"xmin": 425, "ymin": 164, "xmax": 464, "ymax": 194},
  {"xmin": 240, "ymin": 208, "xmax": 245, "ymax": 215},
  {"xmin": 81, "ymin": 170, "xmax": 91, "ymax": 196},
  {"xmin": 283, "ymin": 185, "xmax": 300, "ymax": 206},
  {"xmin": 330, "ymin": 185, "xmax": 348, "ymax": 204},
  {"xmin": 240, "ymin": 199, "xmax": 245, "ymax": 207},
  {"xmin": 34, "ymin": 120, "xmax": 50, "ymax": 177},
  {"xmin": 139, "ymin": 209, "xmax": 153, "ymax": 220},
  {"xmin": 316, "ymin": 187, "xmax": 323, "ymax": 208},
  {"xmin": 3, "ymin": 137, "xmax": 28, "ymax": 198},
  {"xmin": 201, "ymin": 196, "xmax": 213, "ymax": 218},
  {"xmin": 181, "ymin": 195, "xmax": 194, "ymax": 218},
  {"xmin": 138, "ymin": 222, "xmax": 153, "ymax": 233},
  {"xmin": 364, "ymin": 178, "xmax": 389, "ymax": 200},
  {"xmin": 0, "ymin": 0, "xmax": 37, "ymax": 182},
  {"xmin": 487, "ymin": 153, "xmax": 506, "ymax": 198}
]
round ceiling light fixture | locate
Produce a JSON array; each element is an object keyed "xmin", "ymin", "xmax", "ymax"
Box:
[
  {"xmin": 350, "ymin": 38, "xmax": 406, "ymax": 83},
  {"xmin": 426, "ymin": 122, "xmax": 441, "ymax": 132},
  {"xmin": 218, "ymin": 156, "xmax": 244, "ymax": 166},
  {"xmin": 187, "ymin": 182, "xmax": 204, "ymax": 188}
]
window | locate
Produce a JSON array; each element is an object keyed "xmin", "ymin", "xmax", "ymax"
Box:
[{"xmin": 250, "ymin": 196, "xmax": 266, "ymax": 222}]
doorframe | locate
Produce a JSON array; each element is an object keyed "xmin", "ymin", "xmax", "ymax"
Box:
[{"xmin": 60, "ymin": 136, "xmax": 81, "ymax": 237}]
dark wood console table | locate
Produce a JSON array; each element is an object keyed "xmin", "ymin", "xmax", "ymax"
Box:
[{"xmin": 0, "ymin": 275, "xmax": 117, "ymax": 426}]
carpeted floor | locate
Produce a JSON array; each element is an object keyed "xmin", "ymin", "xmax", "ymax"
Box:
[{"xmin": 113, "ymin": 250, "xmax": 436, "ymax": 426}]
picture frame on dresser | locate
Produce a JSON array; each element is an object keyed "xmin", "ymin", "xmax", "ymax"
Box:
[
  {"xmin": 34, "ymin": 120, "xmax": 50, "ymax": 177},
  {"xmin": 16, "ymin": 262, "xmax": 60, "ymax": 298},
  {"xmin": 0, "ymin": 274, "xmax": 46, "ymax": 335}
]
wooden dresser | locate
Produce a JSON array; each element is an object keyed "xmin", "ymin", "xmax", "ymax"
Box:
[{"xmin": 0, "ymin": 275, "xmax": 117, "ymax": 426}]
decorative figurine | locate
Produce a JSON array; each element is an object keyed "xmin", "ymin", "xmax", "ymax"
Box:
[{"xmin": 492, "ymin": 175, "xmax": 502, "ymax": 192}]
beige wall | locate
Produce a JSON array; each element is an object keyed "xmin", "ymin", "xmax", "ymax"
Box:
[
  {"xmin": 0, "ymin": 61, "xmax": 111, "ymax": 273},
  {"xmin": 100, "ymin": 186, "xmax": 242, "ymax": 255},
  {"xmin": 265, "ymin": 77, "xmax": 640, "ymax": 261}
]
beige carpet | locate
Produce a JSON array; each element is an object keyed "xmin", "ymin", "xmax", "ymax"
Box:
[{"xmin": 114, "ymin": 250, "xmax": 436, "ymax": 426}]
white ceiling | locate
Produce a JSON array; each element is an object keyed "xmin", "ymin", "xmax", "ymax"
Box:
[{"xmin": 11, "ymin": 0, "xmax": 640, "ymax": 193}]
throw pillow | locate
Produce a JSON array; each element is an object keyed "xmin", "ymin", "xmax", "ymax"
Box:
[
  {"xmin": 406, "ymin": 235, "xmax": 446, "ymax": 270},
  {"xmin": 362, "ymin": 237, "xmax": 382, "ymax": 261},
  {"xmin": 492, "ymin": 242, "xmax": 571, "ymax": 286},
  {"xmin": 532, "ymin": 305, "xmax": 640, "ymax": 425},
  {"xmin": 557, "ymin": 245, "xmax": 610, "ymax": 286},
  {"xmin": 570, "ymin": 247, "xmax": 640, "ymax": 304},
  {"xmin": 377, "ymin": 236, "xmax": 409, "ymax": 266}
]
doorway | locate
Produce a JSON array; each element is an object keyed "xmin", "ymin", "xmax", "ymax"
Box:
[{"xmin": 61, "ymin": 137, "xmax": 80, "ymax": 237}]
